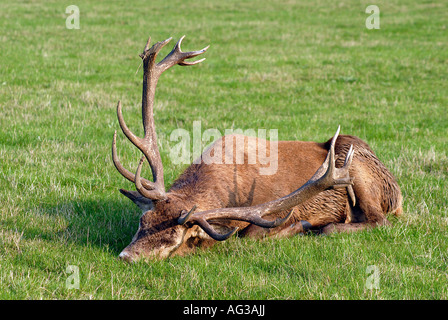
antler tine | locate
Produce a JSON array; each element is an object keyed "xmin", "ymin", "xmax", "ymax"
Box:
[
  {"xmin": 112, "ymin": 130, "xmax": 156, "ymax": 190},
  {"xmin": 116, "ymin": 100, "xmax": 142, "ymax": 152},
  {"xmin": 175, "ymin": 35, "xmax": 210, "ymax": 56},
  {"xmin": 139, "ymin": 37, "xmax": 172, "ymax": 62},
  {"xmin": 178, "ymin": 205, "xmax": 238, "ymax": 241},
  {"xmin": 178, "ymin": 58, "xmax": 207, "ymax": 66},
  {"xmin": 134, "ymin": 156, "xmax": 167, "ymax": 200},
  {"xmin": 310, "ymin": 125, "xmax": 339, "ymax": 184},
  {"xmin": 157, "ymin": 35, "xmax": 209, "ymax": 71},
  {"xmin": 178, "ymin": 205, "xmax": 198, "ymax": 225},
  {"xmin": 142, "ymin": 36, "xmax": 151, "ymax": 53},
  {"xmin": 194, "ymin": 218, "xmax": 239, "ymax": 241},
  {"xmin": 175, "ymin": 36, "xmax": 210, "ymax": 66}
]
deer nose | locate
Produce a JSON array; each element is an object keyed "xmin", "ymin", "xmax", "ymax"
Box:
[{"xmin": 118, "ymin": 250, "xmax": 135, "ymax": 263}]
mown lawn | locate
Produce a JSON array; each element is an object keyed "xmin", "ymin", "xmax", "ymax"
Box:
[{"xmin": 0, "ymin": 0, "xmax": 447, "ymax": 299}]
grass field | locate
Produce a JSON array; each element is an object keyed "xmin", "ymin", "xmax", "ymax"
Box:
[{"xmin": 0, "ymin": 0, "xmax": 447, "ymax": 299}]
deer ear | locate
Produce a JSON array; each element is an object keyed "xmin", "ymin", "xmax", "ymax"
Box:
[{"xmin": 119, "ymin": 189, "xmax": 154, "ymax": 213}]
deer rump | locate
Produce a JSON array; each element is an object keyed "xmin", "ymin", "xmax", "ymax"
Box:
[{"xmin": 169, "ymin": 133, "xmax": 403, "ymax": 238}]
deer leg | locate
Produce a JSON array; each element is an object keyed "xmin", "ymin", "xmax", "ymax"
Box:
[
  {"xmin": 270, "ymin": 221, "xmax": 313, "ymax": 238},
  {"xmin": 320, "ymin": 222, "xmax": 374, "ymax": 234},
  {"xmin": 321, "ymin": 201, "xmax": 390, "ymax": 234},
  {"xmin": 240, "ymin": 220, "xmax": 313, "ymax": 239}
]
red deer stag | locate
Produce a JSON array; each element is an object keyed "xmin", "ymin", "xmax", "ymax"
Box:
[{"xmin": 112, "ymin": 36, "xmax": 403, "ymax": 262}]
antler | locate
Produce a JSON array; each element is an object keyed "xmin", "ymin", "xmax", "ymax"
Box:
[
  {"xmin": 112, "ymin": 36, "xmax": 209, "ymax": 200},
  {"xmin": 178, "ymin": 127, "xmax": 355, "ymax": 241}
]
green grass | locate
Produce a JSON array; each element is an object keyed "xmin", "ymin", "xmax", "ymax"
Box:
[{"xmin": 0, "ymin": 0, "xmax": 447, "ymax": 299}]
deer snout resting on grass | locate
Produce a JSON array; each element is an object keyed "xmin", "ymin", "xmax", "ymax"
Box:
[{"xmin": 112, "ymin": 36, "xmax": 403, "ymax": 262}]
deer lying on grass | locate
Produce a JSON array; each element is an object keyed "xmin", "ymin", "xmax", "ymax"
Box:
[{"xmin": 112, "ymin": 36, "xmax": 403, "ymax": 262}]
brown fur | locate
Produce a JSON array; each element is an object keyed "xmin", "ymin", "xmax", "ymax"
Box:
[{"xmin": 119, "ymin": 133, "xmax": 402, "ymax": 261}]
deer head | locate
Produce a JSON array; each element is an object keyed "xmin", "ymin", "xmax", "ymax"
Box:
[{"xmin": 112, "ymin": 36, "xmax": 355, "ymax": 262}]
